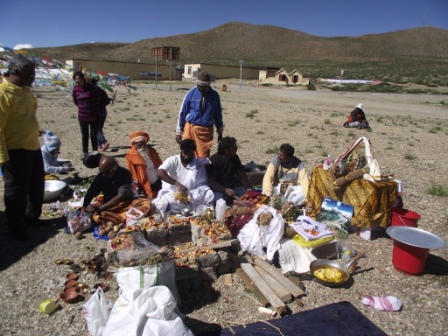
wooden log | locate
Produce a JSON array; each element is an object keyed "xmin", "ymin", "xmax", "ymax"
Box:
[
  {"xmin": 240, "ymin": 263, "xmax": 287, "ymax": 314},
  {"xmin": 235, "ymin": 268, "xmax": 269, "ymax": 307},
  {"xmin": 254, "ymin": 265, "xmax": 292, "ymax": 303},
  {"xmin": 253, "ymin": 257, "xmax": 305, "ymax": 298}
]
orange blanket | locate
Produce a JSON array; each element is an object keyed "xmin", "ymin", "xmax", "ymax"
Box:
[{"xmin": 92, "ymin": 198, "xmax": 152, "ymax": 227}]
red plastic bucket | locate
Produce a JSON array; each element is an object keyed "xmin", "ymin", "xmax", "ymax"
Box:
[
  {"xmin": 392, "ymin": 240, "xmax": 429, "ymax": 275},
  {"xmin": 390, "ymin": 208, "xmax": 420, "ymax": 227}
]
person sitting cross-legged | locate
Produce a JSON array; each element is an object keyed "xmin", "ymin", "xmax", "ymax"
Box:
[
  {"xmin": 262, "ymin": 143, "xmax": 309, "ymax": 199},
  {"xmin": 82, "ymin": 155, "xmax": 152, "ymax": 226},
  {"xmin": 154, "ymin": 139, "xmax": 214, "ymax": 212},
  {"xmin": 207, "ymin": 136, "xmax": 253, "ymax": 205},
  {"xmin": 125, "ymin": 131, "xmax": 163, "ymax": 198}
]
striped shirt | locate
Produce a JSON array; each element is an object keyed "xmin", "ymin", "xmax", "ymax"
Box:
[{"xmin": 72, "ymin": 83, "xmax": 100, "ymax": 122}]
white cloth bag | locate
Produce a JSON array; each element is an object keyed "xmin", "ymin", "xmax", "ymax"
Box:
[{"xmin": 237, "ymin": 205, "xmax": 285, "ymax": 261}]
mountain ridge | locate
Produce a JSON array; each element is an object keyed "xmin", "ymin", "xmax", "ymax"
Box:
[{"xmin": 30, "ymin": 22, "xmax": 448, "ymax": 81}]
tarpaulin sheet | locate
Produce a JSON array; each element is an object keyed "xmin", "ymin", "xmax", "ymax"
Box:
[{"xmin": 198, "ymin": 301, "xmax": 387, "ymax": 336}]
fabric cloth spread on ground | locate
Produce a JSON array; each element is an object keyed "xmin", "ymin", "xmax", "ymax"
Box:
[
  {"xmin": 198, "ymin": 301, "xmax": 387, "ymax": 336},
  {"xmin": 307, "ymin": 167, "xmax": 397, "ymax": 228}
]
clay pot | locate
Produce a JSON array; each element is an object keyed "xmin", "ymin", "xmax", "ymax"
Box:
[
  {"xmin": 66, "ymin": 273, "xmax": 79, "ymax": 281},
  {"xmin": 64, "ymin": 279, "xmax": 78, "ymax": 288},
  {"xmin": 60, "ymin": 290, "xmax": 79, "ymax": 303}
]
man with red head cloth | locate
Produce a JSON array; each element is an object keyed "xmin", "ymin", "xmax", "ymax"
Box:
[{"xmin": 125, "ymin": 131, "xmax": 163, "ymax": 198}]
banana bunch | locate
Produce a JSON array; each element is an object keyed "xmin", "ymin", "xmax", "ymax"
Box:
[{"xmin": 45, "ymin": 174, "xmax": 59, "ymax": 180}]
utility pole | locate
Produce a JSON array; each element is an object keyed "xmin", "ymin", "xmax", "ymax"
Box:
[
  {"xmin": 339, "ymin": 69, "xmax": 344, "ymax": 93},
  {"xmin": 239, "ymin": 60, "xmax": 244, "ymax": 89}
]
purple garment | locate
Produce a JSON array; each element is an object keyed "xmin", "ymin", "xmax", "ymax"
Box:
[{"xmin": 72, "ymin": 83, "xmax": 100, "ymax": 122}]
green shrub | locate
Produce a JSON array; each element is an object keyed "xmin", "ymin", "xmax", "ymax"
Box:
[{"xmin": 427, "ymin": 184, "xmax": 448, "ymax": 197}]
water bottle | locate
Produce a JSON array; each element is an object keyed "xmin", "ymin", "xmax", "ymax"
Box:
[{"xmin": 132, "ymin": 180, "xmax": 139, "ymax": 198}]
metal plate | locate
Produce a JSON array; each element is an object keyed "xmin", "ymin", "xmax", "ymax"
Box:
[
  {"xmin": 387, "ymin": 226, "xmax": 447, "ymax": 249},
  {"xmin": 310, "ymin": 259, "xmax": 350, "ymax": 287}
]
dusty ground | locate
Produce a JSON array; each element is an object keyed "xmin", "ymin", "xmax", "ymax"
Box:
[{"xmin": 0, "ymin": 80, "xmax": 447, "ymax": 335}]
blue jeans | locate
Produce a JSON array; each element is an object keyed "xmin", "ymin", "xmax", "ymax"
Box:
[
  {"xmin": 213, "ymin": 186, "xmax": 247, "ymax": 205},
  {"xmin": 97, "ymin": 108, "xmax": 108, "ymax": 145}
]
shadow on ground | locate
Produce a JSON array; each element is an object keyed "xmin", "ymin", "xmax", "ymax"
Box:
[
  {"xmin": 0, "ymin": 211, "xmax": 65, "ymax": 271},
  {"xmin": 179, "ymin": 281, "xmax": 222, "ymax": 334}
]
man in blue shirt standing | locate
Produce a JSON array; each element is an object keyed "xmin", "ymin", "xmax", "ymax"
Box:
[{"xmin": 175, "ymin": 72, "xmax": 224, "ymax": 158}]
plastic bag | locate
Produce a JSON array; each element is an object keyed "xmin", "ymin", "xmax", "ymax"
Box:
[
  {"xmin": 114, "ymin": 231, "xmax": 161, "ymax": 266},
  {"xmin": 67, "ymin": 210, "xmax": 81, "ymax": 233},
  {"xmin": 281, "ymin": 185, "xmax": 306, "ymax": 206},
  {"xmin": 79, "ymin": 214, "xmax": 92, "ymax": 232},
  {"xmin": 126, "ymin": 207, "xmax": 144, "ymax": 226},
  {"xmin": 82, "ymin": 287, "xmax": 113, "ymax": 336}
]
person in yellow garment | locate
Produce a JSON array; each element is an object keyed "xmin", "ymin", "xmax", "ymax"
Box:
[
  {"xmin": 262, "ymin": 143, "xmax": 309, "ymax": 199},
  {"xmin": 0, "ymin": 55, "xmax": 45, "ymax": 241}
]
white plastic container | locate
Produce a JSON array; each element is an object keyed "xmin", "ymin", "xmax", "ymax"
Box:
[{"xmin": 215, "ymin": 198, "xmax": 227, "ymax": 220}]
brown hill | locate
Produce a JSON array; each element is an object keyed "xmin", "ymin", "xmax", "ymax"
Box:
[{"xmin": 31, "ymin": 22, "xmax": 448, "ymax": 80}]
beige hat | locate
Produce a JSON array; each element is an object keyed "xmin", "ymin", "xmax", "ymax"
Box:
[
  {"xmin": 197, "ymin": 72, "xmax": 211, "ymax": 86},
  {"xmin": 355, "ymin": 103, "xmax": 364, "ymax": 110}
]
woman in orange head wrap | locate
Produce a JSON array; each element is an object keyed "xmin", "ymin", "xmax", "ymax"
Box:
[{"xmin": 125, "ymin": 131, "xmax": 163, "ymax": 198}]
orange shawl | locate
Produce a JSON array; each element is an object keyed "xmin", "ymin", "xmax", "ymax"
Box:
[{"xmin": 125, "ymin": 144, "xmax": 163, "ymax": 198}]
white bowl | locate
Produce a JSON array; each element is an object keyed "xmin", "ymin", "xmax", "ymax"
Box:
[{"xmin": 44, "ymin": 180, "xmax": 67, "ymax": 202}]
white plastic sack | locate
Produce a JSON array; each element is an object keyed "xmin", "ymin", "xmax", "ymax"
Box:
[
  {"xmin": 82, "ymin": 287, "xmax": 113, "ymax": 336},
  {"xmin": 237, "ymin": 205, "xmax": 285, "ymax": 261},
  {"xmin": 115, "ymin": 261, "xmax": 179, "ymax": 305},
  {"xmin": 126, "ymin": 207, "xmax": 144, "ymax": 226},
  {"xmin": 102, "ymin": 286, "xmax": 193, "ymax": 336},
  {"xmin": 281, "ymin": 185, "xmax": 306, "ymax": 205}
]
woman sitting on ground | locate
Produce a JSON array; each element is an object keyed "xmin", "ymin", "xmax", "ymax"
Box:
[
  {"xmin": 41, "ymin": 131, "xmax": 75, "ymax": 175},
  {"xmin": 343, "ymin": 103, "xmax": 370, "ymax": 129}
]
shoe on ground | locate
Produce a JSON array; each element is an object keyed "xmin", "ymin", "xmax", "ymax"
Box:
[{"xmin": 102, "ymin": 141, "xmax": 110, "ymax": 151}]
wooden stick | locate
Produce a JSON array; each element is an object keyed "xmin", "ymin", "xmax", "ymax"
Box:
[{"xmin": 256, "ymin": 320, "xmax": 285, "ymax": 336}]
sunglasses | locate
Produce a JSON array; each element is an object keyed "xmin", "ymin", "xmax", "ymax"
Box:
[{"xmin": 132, "ymin": 141, "xmax": 146, "ymax": 148}]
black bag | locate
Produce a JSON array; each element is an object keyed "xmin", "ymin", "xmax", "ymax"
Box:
[
  {"xmin": 83, "ymin": 153, "xmax": 102, "ymax": 169},
  {"xmin": 98, "ymin": 87, "xmax": 111, "ymax": 107}
]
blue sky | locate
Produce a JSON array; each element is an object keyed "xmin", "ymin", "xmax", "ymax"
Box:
[{"xmin": 1, "ymin": 0, "xmax": 447, "ymax": 48}]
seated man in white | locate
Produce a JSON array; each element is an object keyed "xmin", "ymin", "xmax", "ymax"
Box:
[
  {"xmin": 155, "ymin": 139, "xmax": 214, "ymax": 212},
  {"xmin": 262, "ymin": 143, "xmax": 309, "ymax": 204}
]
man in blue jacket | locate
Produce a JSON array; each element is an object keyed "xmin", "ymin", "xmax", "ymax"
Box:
[{"xmin": 175, "ymin": 71, "xmax": 224, "ymax": 158}]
